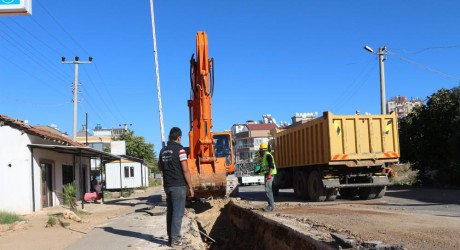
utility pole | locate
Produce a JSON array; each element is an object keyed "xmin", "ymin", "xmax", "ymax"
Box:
[
  {"xmin": 62, "ymin": 56, "xmax": 93, "ymax": 141},
  {"xmin": 364, "ymin": 46, "xmax": 388, "ymax": 114}
]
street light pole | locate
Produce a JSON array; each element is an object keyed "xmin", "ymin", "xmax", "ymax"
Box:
[
  {"xmin": 149, "ymin": 0, "xmax": 166, "ymax": 148},
  {"xmin": 364, "ymin": 46, "xmax": 388, "ymax": 114}
]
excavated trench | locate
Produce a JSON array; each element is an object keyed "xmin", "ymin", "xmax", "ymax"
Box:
[
  {"xmin": 187, "ymin": 199, "xmax": 405, "ymax": 250},
  {"xmin": 190, "ymin": 200, "xmax": 336, "ymax": 250}
]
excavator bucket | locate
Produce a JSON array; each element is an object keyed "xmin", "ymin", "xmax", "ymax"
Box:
[{"xmin": 188, "ymin": 158, "xmax": 227, "ymax": 198}]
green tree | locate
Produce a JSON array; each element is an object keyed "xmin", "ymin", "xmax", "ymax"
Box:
[
  {"xmin": 399, "ymin": 87, "xmax": 460, "ymax": 186},
  {"xmin": 110, "ymin": 131, "xmax": 158, "ymax": 173}
]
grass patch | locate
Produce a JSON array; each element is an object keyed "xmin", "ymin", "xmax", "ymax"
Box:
[
  {"xmin": 46, "ymin": 216, "xmax": 57, "ymax": 227},
  {"xmin": 76, "ymin": 210, "xmax": 91, "ymax": 217},
  {"xmin": 103, "ymin": 191, "xmax": 120, "ymax": 199},
  {"xmin": 0, "ymin": 211, "xmax": 23, "ymax": 225}
]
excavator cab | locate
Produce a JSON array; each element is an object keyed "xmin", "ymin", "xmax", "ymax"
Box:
[{"xmin": 213, "ymin": 132, "xmax": 235, "ymax": 174}]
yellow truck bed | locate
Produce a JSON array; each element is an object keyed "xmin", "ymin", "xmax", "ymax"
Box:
[{"xmin": 273, "ymin": 112, "xmax": 400, "ymax": 168}]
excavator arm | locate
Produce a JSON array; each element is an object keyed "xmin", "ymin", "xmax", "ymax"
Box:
[{"xmin": 187, "ymin": 31, "xmax": 228, "ymax": 198}]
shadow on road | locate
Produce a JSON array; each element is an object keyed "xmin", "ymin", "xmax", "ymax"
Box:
[
  {"xmin": 385, "ymin": 186, "xmax": 460, "ymax": 205},
  {"xmin": 100, "ymin": 226, "xmax": 169, "ymax": 245},
  {"xmin": 103, "ymin": 194, "xmax": 162, "ymax": 207}
]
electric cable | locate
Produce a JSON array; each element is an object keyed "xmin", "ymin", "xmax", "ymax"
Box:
[{"xmin": 388, "ymin": 51, "xmax": 460, "ymax": 81}]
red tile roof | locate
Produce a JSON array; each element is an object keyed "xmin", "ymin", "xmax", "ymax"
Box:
[
  {"xmin": 0, "ymin": 114, "xmax": 83, "ymax": 146},
  {"xmin": 245, "ymin": 123, "xmax": 277, "ymax": 131}
]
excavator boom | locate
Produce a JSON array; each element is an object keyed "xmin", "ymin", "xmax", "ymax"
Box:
[{"xmin": 187, "ymin": 31, "xmax": 230, "ymax": 198}]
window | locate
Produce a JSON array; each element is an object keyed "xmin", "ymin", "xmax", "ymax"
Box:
[
  {"xmin": 130, "ymin": 167, "xmax": 134, "ymax": 178},
  {"xmin": 124, "ymin": 166, "xmax": 135, "ymax": 178}
]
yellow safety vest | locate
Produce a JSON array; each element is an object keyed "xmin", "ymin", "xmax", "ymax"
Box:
[{"xmin": 261, "ymin": 152, "xmax": 277, "ymax": 175}]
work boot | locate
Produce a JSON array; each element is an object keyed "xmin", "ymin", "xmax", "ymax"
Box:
[{"xmin": 263, "ymin": 206, "xmax": 274, "ymax": 212}]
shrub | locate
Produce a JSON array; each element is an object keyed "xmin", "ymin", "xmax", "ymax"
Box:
[
  {"xmin": 390, "ymin": 163, "xmax": 419, "ymax": 186},
  {"xmin": 46, "ymin": 216, "xmax": 57, "ymax": 227},
  {"xmin": 0, "ymin": 211, "xmax": 23, "ymax": 225},
  {"xmin": 63, "ymin": 182, "xmax": 78, "ymax": 211}
]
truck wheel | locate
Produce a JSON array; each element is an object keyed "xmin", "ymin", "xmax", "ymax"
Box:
[
  {"xmin": 375, "ymin": 186, "xmax": 386, "ymax": 199},
  {"xmin": 294, "ymin": 171, "xmax": 308, "ymax": 200},
  {"xmin": 307, "ymin": 171, "xmax": 326, "ymax": 202},
  {"xmin": 339, "ymin": 188, "xmax": 358, "ymax": 199},
  {"xmin": 326, "ymin": 189, "xmax": 337, "ymax": 201},
  {"xmin": 358, "ymin": 187, "xmax": 377, "ymax": 200}
]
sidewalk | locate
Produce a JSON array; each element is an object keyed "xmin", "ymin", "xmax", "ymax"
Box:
[{"xmin": 0, "ymin": 186, "xmax": 162, "ymax": 250}]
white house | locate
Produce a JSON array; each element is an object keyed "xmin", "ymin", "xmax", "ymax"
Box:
[
  {"xmin": 105, "ymin": 156, "xmax": 149, "ymax": 190},
  {"xmin": 0, "ymin": 114, "xmax": 120, "ymax": 214}
]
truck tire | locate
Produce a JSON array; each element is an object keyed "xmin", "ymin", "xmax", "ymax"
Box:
[
  {"xmin": 294, "ymin": 171, "xmax": 309, "ymax": 200},
  {"xmin": 339, "ymin": 188, "xmax": 358, "ymax": 199},
  {"xmin": 358, "ymin": 187, "xmax": 377, "ymax": 200},
  {"xmin": 307, "ymin": 170, "xmax": 326, "ymax": 202},
  {"xmin": 375, "ymin": 186, "xmax": 387, "ymax": 199},
  {"xmin": 326, "ymin": 189, "xmax": 338, "ymax": 201}
]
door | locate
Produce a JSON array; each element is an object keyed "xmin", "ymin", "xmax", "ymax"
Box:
[
  {"xmin": 40, "ymin": 163, "xmax": 53, "ymax": 208},
  {"xmin": 62, "ymin": 165, "xmax": 74, "ymax": 186}
]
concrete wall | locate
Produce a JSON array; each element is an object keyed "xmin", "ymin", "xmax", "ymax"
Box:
[
  {"xmin": 0, "ymin": 126, "xmax": 91, "ymax": 214},
  {"xmin": 0, "ymin": 126, "xmax": 34, "ymax": 214}
]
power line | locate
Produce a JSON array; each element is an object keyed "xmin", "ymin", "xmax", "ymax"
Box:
[
  {"xmin": 330, "ymin": 57, "xmax": 377, "ymax": 112},
  {"xmin": 0, "ymin": 51, "xmax": 70, "ymax": 97},
  {"xmin": 392, "ymin": 45, "xmax": 460, "ymax": 54},
  {"xmin": 0, "ymin": 20, "xmax": 72, "ymax": 80},
  {"xmin": 81, "ymin": 66, "xmax": 120, "ymax": 124},
  {"xmin": 0, "ymin": 92, "xmax": 69, "ymax": 107},
  {"xmin": 36, "ymin": 2, "xmax": 128, "ymax": 125},
  {"xmin": 29, "ymin": 16, "xmax": 75, "ymax": 56},
  {"xmin": 93, "ymin": 62, "xmax": 128, "ymax": 121},
  {"xmin": 36, "ymin": 1, "xmax": 91, "ymax": 57},
  {"xmin": 8, "ymin": 17, "xmax": 65, "ymax": 57},
  {"xmin": 80, "ymin": 93, "xmax": 109, "ymax": 126},
  {"xmin": 0, "ymin": 30, "xmax": 72, "ymax": 85},
  {"xmin": 388, "ymin": 51, "xmax": 460, "ymax": 81}
]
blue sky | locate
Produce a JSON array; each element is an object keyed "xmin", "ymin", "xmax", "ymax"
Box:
[{"xmin": 1, "ymin": 1, "xmax": 459, "ymax": 152}]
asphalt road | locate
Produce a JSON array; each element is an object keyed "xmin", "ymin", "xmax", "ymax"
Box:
[{"xmin": 238, "ymin": 184, "xmax": 460, "ymax": 217}]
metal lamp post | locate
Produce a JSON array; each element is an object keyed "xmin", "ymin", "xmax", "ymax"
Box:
[{"xmin": 364, "ymin": 45, "xmax": 388, "ymax": 114}]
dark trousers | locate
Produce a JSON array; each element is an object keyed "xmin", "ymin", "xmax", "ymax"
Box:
[{"xmin": 165, "ymin": 186, "xmax": 186, "ymax": 243}]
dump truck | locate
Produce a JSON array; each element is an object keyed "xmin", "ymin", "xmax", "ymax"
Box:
[{"xmin": 271, "ymin": 111, "xmax": 400, "ymax": 201}]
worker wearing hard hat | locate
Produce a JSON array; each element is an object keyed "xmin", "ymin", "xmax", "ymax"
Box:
[{"xmin": 258, "ymin": 142, "xmax": 277, "ymax": 212}]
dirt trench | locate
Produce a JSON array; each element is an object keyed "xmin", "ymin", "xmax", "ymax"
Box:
[{"xmin": 189, "ymin": 199, "xmax": 335, "ymax": 250}]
